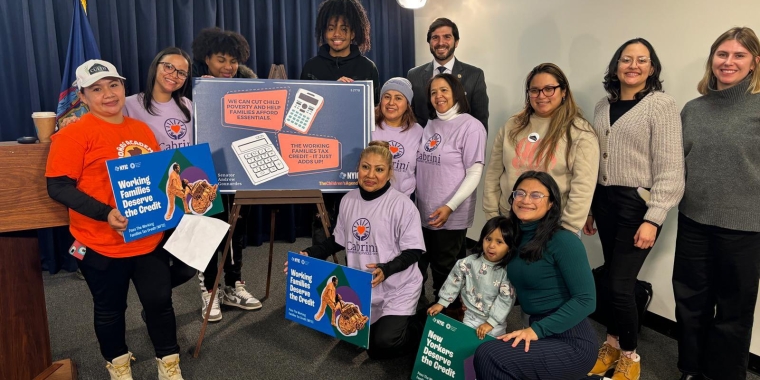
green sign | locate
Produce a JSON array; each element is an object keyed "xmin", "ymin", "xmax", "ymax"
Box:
[{"xmin": 411, "ymin": 314, "xmax": 495, "ymax": 380}]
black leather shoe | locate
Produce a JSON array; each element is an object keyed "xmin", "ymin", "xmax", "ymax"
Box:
[{"xmin": 680, "ymin": 374, "xmax": 703, "ymax": 380}]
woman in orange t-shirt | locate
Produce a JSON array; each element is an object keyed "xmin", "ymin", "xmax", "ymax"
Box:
[{"xmin": 46, "ymin": 60, "xmax": 184, "ymax": 379}]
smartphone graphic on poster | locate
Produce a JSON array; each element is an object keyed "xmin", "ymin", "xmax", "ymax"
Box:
[{"xmin": 284, "ymin": 89, "xmax": 324, "ymax": 134}]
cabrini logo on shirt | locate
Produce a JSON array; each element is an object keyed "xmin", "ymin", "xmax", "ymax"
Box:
[
  {"xmin": 352, "ymin": 218, "xmax": 371, "ymax": 241},
  {"xmin": 164, "ymin": 118, "xmax": 188, "ymax": 140},
  {"xmin": 423, "ymin": 134, "xmax": 442, "ymax": 153},
  {"xmin": 346, "ymin": 218, "xmax": 377, "ymax": 255},
  {"xmin": 388, "ymin": 140, "xmax": 405, "ymax": 159},
  {"xmin": 417, "ymin": 133, "xmax": 442, "ymax": 166}
]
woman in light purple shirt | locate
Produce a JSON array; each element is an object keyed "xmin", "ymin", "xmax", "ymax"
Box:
[
  {"xmin": 298, "ymin": 141, "xmax": 426, "ymax": 360},
  {"xmin": 372, "ymin": 77, "xmax": 423, "ymax": 196},
  {"xmin": 415, "ymin": 73, "xmax": 487, "ymax": 308}
]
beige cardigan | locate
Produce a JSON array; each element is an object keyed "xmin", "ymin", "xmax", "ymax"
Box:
[{"xmin": 483, "ymin": 114, "xmax": 600, "ymax": 233}]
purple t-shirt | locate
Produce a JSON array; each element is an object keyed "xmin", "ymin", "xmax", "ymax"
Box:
[
  {"xmin": 334, "ymin": 187, "xmax": 426, "ymax": 323},
  {"xmin": 372, "ymin": 122, "xmax": 424, "ymax": 196},
  {"xmin": 123, "ymin": 94, "xmax": 193, "ymax": 151},
  {"xmin": 415, "ymin": 114, "xmax": 486, "ymax": 230}
]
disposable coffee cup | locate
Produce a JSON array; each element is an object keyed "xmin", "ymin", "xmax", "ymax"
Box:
[{"xmin": 31, "ymin": 112, "xmax": 57, "ymax": 143}]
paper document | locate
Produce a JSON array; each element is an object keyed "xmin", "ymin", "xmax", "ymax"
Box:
[{"xmin": 163, "ymin": 215, "xmax": 229, "ymax": 271}]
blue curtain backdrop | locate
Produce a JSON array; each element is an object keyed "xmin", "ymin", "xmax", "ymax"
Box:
[{"xmin": 0, "ymin": 0, "xmax": 416, "ymax": 273}]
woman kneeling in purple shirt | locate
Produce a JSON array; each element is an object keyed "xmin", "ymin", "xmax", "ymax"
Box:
[{"xmin": 298, "ymin": 140, "xmax": 426, "ymax": 359}]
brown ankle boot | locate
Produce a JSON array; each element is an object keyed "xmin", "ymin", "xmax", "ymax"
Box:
[
  {"xmin": 611, "ymin": 353, "xmax": 640, "ymax": 380},
  {"xmin": 588, "ymin": 343, "xmax": 620, "ymax": 376}
]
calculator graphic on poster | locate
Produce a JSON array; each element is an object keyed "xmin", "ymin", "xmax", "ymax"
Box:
[
  {"xmin": 284, "ymin": 89, "xmax": 324, "ymax": 134},
  {"xmin": 231, "ymin": 133, "xmax": 289, "ymax": 185}
]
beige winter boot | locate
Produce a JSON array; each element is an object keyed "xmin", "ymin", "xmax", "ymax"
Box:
[
  {"xmin": 106, "ymin": 352, "xmax": 135, "ymax": 380},
  {"xmin": 157, "ymin": 353, "xmax": 184, "ymax": 380}
]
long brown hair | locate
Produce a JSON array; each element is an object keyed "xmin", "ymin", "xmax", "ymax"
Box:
[
  {"xmin": 374, "ymin": 99, "xmax": 416, "ymax": 131},
  {"xmin": 697, "ymin": 27, "xmax": 760, "ymax": 95},
  {"xmin": 510, "ymin": 63, "xmax": 590, "ymax": 170}
]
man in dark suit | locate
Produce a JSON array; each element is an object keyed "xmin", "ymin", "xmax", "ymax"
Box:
[{"xmin": 407, "ymin": 18, "xmax": 489, "ymax": 132}]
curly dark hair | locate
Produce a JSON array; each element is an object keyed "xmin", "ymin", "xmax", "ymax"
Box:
[
  {"xmin": 314, "ymin": 0, "xmax": 371, "ymax": 54},
  {"xmin": 603, "ymin": 38, "xmax": 663, "ymax": 102},
  {"xmin": 191, "ymin": 27, "xmax": 250, "ymax": 62}
]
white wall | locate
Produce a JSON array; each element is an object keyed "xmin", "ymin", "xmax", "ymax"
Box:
[{"xmin": 413, "ymin": 0, "xmax": 760, "ymax": 354}]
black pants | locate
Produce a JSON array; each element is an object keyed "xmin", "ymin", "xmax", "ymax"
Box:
[
  {"xmin": 418, "ymin": 228, "xmax": 467, "ymax": 297},
  {"xmin": 203, "ymin": 194, "xmax": 248, "ymax": 288},
  {"xmin": 591, "ymin": 185, "xmax": 659, "ymax": 351},
  {"xmin": 673, "ymin": 213, "xmax": 760, "ymax": 380},
  {"xmin": 474, "ymin": 316, "xmax": 597, "ymax": 380},
  {"xmin": 366, "ymin": 314, "xmax": 422, "ymax": 360},
  {"xmin": 77, "ymin": 246, "xmax": 179, "ymax": 361}
]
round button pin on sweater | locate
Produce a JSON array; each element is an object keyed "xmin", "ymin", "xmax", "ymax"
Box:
[{"xmin": 528, "ymin": 132, "xmax": 540, "ymax": 143}]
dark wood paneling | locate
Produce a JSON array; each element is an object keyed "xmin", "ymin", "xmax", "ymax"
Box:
[
  {"xmin": 0, "ymin": 142, "xmax": 69, "ymax": 232},
  {"xmin": 0, "ymin": 233, "xmax": 52, "ymax": 380}
]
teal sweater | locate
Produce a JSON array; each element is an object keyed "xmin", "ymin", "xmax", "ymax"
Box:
[{"xmin": 507, "ymin": 222, "xmax": 596, "ymax": 338}]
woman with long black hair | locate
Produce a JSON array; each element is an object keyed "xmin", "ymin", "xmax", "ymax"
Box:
[{"xmin": 475, "ymin": 171, "xmax": 596, "ymax": 380}]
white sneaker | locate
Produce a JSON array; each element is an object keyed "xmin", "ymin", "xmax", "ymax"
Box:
[
  {"xmin": 223, "ymin": 281, "xmax": 262, "ymax": 310},
  {"xmin": 106, "ymin": 352, "xmax": 135, "ymax": 380},
  {"xmin": 201, "ymin": 289, "xmax": 222, "ymax": 322},
  {"xmin": 156, "ymin": 353, "xmax": 184, "ymax": 380}
]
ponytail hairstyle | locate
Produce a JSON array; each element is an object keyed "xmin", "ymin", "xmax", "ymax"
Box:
[{"xmin": 358, "ymin": 140, "xmax": 394, "ymax": 181}]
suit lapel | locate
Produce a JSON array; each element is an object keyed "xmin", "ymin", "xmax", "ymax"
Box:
[
  {"xmin": 452, "ymin": 59, "xmax": 464, "ymax": 81},
  {"xmin": 422, "ymin": 62, "xmax": 433, "ymax": 80}
]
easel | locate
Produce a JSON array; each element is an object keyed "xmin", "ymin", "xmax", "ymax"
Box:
[{"xmin": 193, "ymin": 189, "xmax": 336, "ymax": 357}]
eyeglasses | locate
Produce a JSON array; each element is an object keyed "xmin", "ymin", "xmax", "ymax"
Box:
[
  {"xmin": 159, "ymin": 62, "xmax": 189, "ymax": 79},
  {"xmin": 527, "ymin": 85, "xmax": 561, "ymax": 98},
  {"xmin": 512, "ymin": 190, "xmax": 548, "ymax": 201},
  {"xmin": 618, "ymin": 56, "xmax": 651, "ymax": 66}
]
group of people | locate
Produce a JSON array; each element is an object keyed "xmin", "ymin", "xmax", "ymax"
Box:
[
  {"xmin": 42, "ymin": 0, "xmax": 760, "ymax": 378},
  {"xmin": 302, "ymin": 19, "xmax": 760, "ymax": 380}
]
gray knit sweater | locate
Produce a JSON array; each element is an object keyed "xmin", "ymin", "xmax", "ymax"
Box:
[
  {"xmin": 680, "ymin": 77, "xmax": 760, "ymax": 232},
  {"xmin": 593, "ymin": 91, "xmax": 685, "ymax": 225}
]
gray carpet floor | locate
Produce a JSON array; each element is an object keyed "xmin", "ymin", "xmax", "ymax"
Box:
[{"xmin": 44, "ymin": 237, "xmax": 760, "ymax": 380}]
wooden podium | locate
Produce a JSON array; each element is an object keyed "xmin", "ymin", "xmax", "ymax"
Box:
[{"xmin": 0, "ymin": 142, "xmax": 76, "ymax": 380}]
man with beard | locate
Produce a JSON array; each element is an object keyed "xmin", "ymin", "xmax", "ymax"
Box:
[{"xmin": 407, "ymin": 18, "xmax": 489, "ymax": 132}]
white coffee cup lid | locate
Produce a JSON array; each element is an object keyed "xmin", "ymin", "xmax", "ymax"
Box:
[{"xmin": 32, "ymin": 112, "xmax": 56, "ymax": 118}]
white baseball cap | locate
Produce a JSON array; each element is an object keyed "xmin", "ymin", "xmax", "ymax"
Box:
[{"xmin": 75, "ymin": 59, "xmax": 126, "ymax": 90}]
